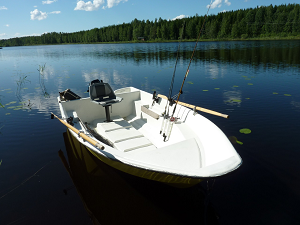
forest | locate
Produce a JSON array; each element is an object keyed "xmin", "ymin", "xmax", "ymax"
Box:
[{"xmin": 1, "ymin": 3, "xmax": 300, "ymax": 47}]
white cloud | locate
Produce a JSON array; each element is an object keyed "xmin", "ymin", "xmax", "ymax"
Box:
[
  {"xmin": 172, "ymin": 15, "xmax": 188, "ymax": 21},
  {"xmin": 34, "ymin": 6, "xmax": 38, "ymax": 8},
  {"xmin": 74, "ymin": 0, "xmax": 127, "ymax": 11},
  {"xmin": 74, "ymin": 0, "xmax": 105, "ymax": 11},
  {"xmin": 30, "ymin": 9, "xmax": 60, "ymax": 20},
  {"xmin": 30, "ymin": 9, "xmax": 48, "ymax": 20},
  {"xmin": 42, "ymin": 0, "xmax": 57, "ymax": 4},
  {"xmin": 208, "ymin": 0, "xmax": 231, "ymax": 9},
  {"xmin": 49, "ymin": 11, "xmax": 61, "ymax": 14},
  {"xmin": 208, "ymin": 0, "xmax": 222, "ymax": 9},
  {"xmin": 225, "ymin": 0, "xmax": 231, "ymax": 6},
  {"xmin": 0, "ymin": 33, "xmax": 7, "ymax": 40},
  {"xmin": 5, "ymin": 24, "xmax": 9, "ymax": 27},
  {"xmin": 106, "ymin": 0, "xmax": 127, "ymax": 9},
  {"xmin": 0, "ymin": 6, "xmax": 8, "ymax": 10}
]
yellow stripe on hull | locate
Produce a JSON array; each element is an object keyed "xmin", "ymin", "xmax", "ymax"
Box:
[{"xmin": 88, "ymin": 148, "xmax": 202, "ymax": 188}]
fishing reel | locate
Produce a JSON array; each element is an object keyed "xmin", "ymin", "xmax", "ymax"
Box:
[
  {"xmin": 152, "ymin": 91, "xmax": 161, "ymax": 106},
  {"xmin": 66, "ymin": 116, "xmax": 74, "ymax": 126}
]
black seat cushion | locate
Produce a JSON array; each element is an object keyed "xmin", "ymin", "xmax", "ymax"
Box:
[{"xmin": 89, "ymin": 83, "xmax": 122, "ymax": 106}]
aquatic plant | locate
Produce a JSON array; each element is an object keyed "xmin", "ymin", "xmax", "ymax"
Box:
[
  {"xmin": 0, "ymin": 101, "xmax": 4, "ymax": 108},
  {"xmin": 16, "ymin": 74, "xmax": 30, "ymax": 103},
  {"xmin": 228, "ymin": 136, "xmax": 243, "ymax": 145},
  {"xmin": 236, "ymin": 140, "xmax": 243, "ymax": 145},
  {"xmin": 239, "ymin": 128, "xmax": 251, "ymax": 134},
  {"xmin": 38, "ymin": 64, "xmax": 50, "ymax": 98}
]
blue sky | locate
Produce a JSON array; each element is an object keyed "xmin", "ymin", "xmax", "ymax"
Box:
[{"xmin": 0, "ymin": 0, "xmax": 298, "ymax": 40}]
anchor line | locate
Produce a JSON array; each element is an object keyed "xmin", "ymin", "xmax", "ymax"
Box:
[{"xmin": 163, "ymin": 0, "xmax": 213, "ymax": 141}]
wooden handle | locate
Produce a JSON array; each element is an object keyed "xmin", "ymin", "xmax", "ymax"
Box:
[
  {"xmin": 157, "ymin": 94, "xmax": 229, "ymax": 119},
  {"xmin": 51, "ymin": 113, "xmax": 105, "ymax": 150}
]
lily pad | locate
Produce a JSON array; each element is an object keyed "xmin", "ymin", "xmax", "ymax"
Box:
[
  {"xmin": 248, "ymin": 83, "xmax": 253, "ymax": 85},
  {"xmin": 202, "ymin": 90, "xmax": 208, "ymax": 91},
  {"xmin": 233, "ymin": 85, "xmax": 239, "ymax": 88},
  {"xmin": 284, "ymin": 94, "xmax": 292, "ymax": 96},
  {"xmin": 273, "ymin": 92, "xmax": 278, "ymax": 94},
  {"xmin": 232, "ymin": 99, "xmax": 241, "ymax": 103},
  {"xmin": 187, "ymin": 81, "xmax": 194, "ymax": 84},
  {"xmin": 239, "ymin": 128, "xmax": 251, "ymax": 134},
  {"xmin": 5, "ymin": 113, "xmax": 11, "ymax": 115},
  {"xmin": 214, "ymin": 88, "xmax": 220, "ymax": 90}
]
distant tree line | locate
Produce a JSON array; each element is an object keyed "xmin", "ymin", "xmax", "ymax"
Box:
[{"xmin": 1, "ymin": 4, "xmax": 300, "ymax": 47}]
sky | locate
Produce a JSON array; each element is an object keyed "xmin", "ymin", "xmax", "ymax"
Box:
[{"xmin": 0, "ymin": 0, "xmax": 298, "ymax": 40}]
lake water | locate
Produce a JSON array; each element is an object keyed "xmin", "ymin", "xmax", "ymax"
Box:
[{"xmin": 0, "ymin": 41, "xmax": 299, "ymax": 224}]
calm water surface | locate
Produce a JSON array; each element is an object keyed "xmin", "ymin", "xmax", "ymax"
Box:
[{"xmin": 0, "ymin": 41, "xmax": 299, "ymax": 224}]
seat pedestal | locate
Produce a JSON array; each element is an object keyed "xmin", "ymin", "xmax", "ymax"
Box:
[{"xmin": 104, "ymin": 105, "xmax": 112, "ymax": 122}]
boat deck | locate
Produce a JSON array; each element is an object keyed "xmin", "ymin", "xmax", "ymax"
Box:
[{"xmin": 92, "ymin": 116, "xmax": 157, "ymax": 152}]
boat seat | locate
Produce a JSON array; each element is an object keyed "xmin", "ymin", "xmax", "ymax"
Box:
[
  {"xmin": 94, "ymin": 116, "xmax": 156, "ymax": 152},
  {"xmin": 89, "ymin": 80, "xmax": 123, "ymax": 122}
]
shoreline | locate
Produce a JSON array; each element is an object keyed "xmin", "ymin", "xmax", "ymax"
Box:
[{"xmin": 1, "ymin": 36, "xmax": 300, "ymax": 47}]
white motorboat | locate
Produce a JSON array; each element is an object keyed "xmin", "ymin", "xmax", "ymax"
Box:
[{"xmin": 52, "ymin": 80, "xmax": 242, "ymax": 188}]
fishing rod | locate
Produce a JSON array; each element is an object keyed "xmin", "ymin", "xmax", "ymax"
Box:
[
  {"xmin": 160, "ymin": 22, "xmax": 185, "ymax": 136},
  {"xmin": 164, "ymin": 0, "xmax": 213, "ymax": 141}
]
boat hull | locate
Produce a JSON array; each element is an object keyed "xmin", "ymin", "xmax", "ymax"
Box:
[
  {"xmin": 67, "ymin": 128, "xmax": 202, "ymax": 188},
  {"xmin": 57, "ymin": 86, "xmax": 242, "ymax": 188}
]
